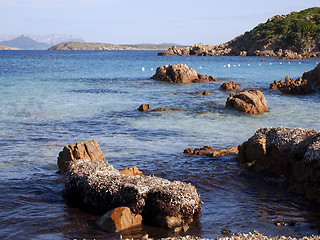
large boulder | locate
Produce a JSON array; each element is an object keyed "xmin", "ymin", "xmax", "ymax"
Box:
[
  {"xmin": 226, "ymin": 90, "xmax": 268, "ymax": 114},
  {"xmin": 63, "ymin": 159, "xmax": 201, "ymax": 230},
  {"xmin": 151, "ymin": 64, "xmax": 217, "ymax": 84},
  {"xmin": 57, "ymin": 140, "xmax": 105, "ymax": 172},
  {"xmin": 238, "ymin": 127, "xmax": 320, "ymax": 203}
]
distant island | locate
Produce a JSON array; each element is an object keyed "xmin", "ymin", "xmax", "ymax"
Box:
[
  {"xmin": 48, "ymin": 42, "xmax": 185, "ymax": 51},
  {"xmin": 158, "ymin": 7, "xmax": 320, "ymax": 59},
  {"xmin": 0, "ymin": 45, "xmax": 21, "ymax": 50}
]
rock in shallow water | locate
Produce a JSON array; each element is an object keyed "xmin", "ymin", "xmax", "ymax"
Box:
[
  {"xmin": 238, "ymin": 127, "xmax": 320, "ymax": 203},
  {"xmin": 63, "ymin": 159, "xmax": 201, "ymax": 229},
  {"xmin": 151, "ymin": 64, "xmax": 217, "ymax": 84},
  {"xmin": 226, "ymin": 90, "xmax": 268, "ymax": 114}
]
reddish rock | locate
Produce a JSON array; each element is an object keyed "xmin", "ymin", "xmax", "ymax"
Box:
[
  {"xmin": 120, "ymin": 166, "xmax": 143, "ymax": 176},
  {"xmin": 184, "ymin": 145, "xmax": 238, "ymax": 157},
  {"xmin": 220, "ymin": 81, "xmax": 240, "ymax": 91},
  {"xmin": 151, "ymin": 64, "xmax": 217, "ymax": 84},
  {"xmin": 202, "ymin": 91, "xmax": 210, "ymax": 95},
  {"xmin": 138, "ymin": 104, "xmax": 151, "ymax": 112},
  {"xmin": 226, "ymin": 90, "xmax": 268, "ymax": 114},
  {"xmin": 57, "ymin": 139, "xmax": 105, "ymax": 172},
  {"xmin": 238, "ymin": 127, "xmax": 320, "ymax": 204},
  {"xmin": 270, "ymin": 76, "xmax": 313, "ymax": 94},
  {"xmin": 97, "ymin": 207, "xmax": 142, "ymax": 232}
]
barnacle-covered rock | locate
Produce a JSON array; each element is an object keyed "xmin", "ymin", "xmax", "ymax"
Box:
[
  {"xmin": 64, "ymin": 159, "xmax": 201, "ymax": 229},
  {"xmin": 238, "ymin": 127, "xmax": 320, "ymax": 203}
]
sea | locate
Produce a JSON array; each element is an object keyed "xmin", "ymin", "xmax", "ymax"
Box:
[{"xmin": 1, "ymin": 50, "xmax": 320, "ymax": 240}]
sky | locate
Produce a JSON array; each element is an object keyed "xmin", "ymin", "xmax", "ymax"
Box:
[{"xmin": 0, "ymin": 0, "xmax": 319, "ymax": 45}]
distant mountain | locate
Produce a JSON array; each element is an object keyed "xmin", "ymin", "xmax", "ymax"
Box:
[
  {"xmin": 0, "ymin": 34, "xmax": 85, "ymax": 46},
  {"xmin": 49, "ymin": 42, "xmax": 185, "ymax": 50},
  {"xmin": 0, "ymin": 35, "xmax": 50, "ymax": 50},
  {"xmin": 0, "ymin": 45, "xmax": 21, "ymax": 50}
]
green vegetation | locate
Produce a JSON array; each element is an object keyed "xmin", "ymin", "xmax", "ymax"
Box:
[{"xmin": 250, "ymin": 7, "xmax": 320, "ymax": 48}]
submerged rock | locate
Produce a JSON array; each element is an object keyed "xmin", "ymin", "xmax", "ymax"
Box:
[
  {"xmin": 226, "ymin": 90, "xmax": 268, "ymax": 114},
  {"xmin": 151, "ymin": 64, "xmax": 217, "ymax": 84},
  {"xmin": 97, "ymin": 207, "xmax": 142, "ymax": 232},
  {"xmin": 57, "ymin": 140, "xmax": 105, "ymax": 172},
  {"xmin": 63, "ymin": 159, "xmax": 201, "ymax": 229},
  {"xmin": 238, "ymin": 127, "xmax": 320, "ymax": 203}
]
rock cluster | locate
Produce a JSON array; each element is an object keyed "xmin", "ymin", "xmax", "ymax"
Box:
[
  {"xmin": 157, "ymin": 43, "xmax": 320, "ymax": 59},
  {"xmin": 184, "ymin": 145, "xmax": 238, "ymax": 157},
  {"xmin": 151, "ymin": 64, "xmax": 217, "ymax": 84},
  {"xmin": 58, "ymin": 141, "xmax": 202, "ymax": 232},
  {"xmin": 270, "ymin": 76, "xmax": 312, "ymax": 94},
  {"xmin": 226, "ymin": 90, "xmax": 268, "ymax": 114},
  {"xmin": 238, "ymin": 127, "xmax": 320, "ymax": 203},
  {"xmin": 220, "ymin": 81, "xmax": 240, "ymax": 91}
]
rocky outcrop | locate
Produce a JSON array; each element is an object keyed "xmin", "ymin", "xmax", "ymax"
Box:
[
  {"xmin": 151, "ymin": 64, "xmax": 217, "ymax": 84},
  {"xmin": 97, "ymin": 207, "xmax": 142, "ymax": 232},
  {"xmin": 64, "ymin": 159, "xmax": 201, "ymax": 230},
  {"xmin": 138, "ymin": 104, "xmax": 151, "ymax": 112},
  {"xmin": 184, "ymin": 146, "xmax": 238, "ymax": 157},
  {"xmin": 157, "ymin": 8, "xmax": 320, "ymax": 59},
  {"xmin": 226, "ymin": 90, "xmax": 268, "ymax": 114},
  {"xmin": 120, "ymin": 166, "xmax": 143, "ymax": 176},
  {"xmin": 302, "ymin": 63, "xmax": 320, "ymax": 91},
  {"xmin": 220, "ymin": 81, "xmax": 240, "ymax": 91},
  {"xmin": 57, "ymin": 140, "xmax": 105, "ymax": 172},
  {"xmin": 238, "ymin": 127, "xmax": 320, "ymax": 204},
  {"xmin": 270, "ymin": 75, "xmax": 313, "ymax": 94}
]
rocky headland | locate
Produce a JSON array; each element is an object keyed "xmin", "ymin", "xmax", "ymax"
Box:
[
  {"xmin": 0, "ymin": 45, "xmax": 21, "ymax": 50},
  {"xmin": 158, "ymin": 7, "xmax": 320, "ymax": 59}
]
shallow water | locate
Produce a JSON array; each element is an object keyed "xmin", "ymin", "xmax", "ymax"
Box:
[{"xmin": 0, "ymin": 50, "xmax": 320, "ymax": 240}]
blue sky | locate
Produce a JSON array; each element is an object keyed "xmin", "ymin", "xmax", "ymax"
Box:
[{"xmin": 0, "ymin": 0, "xmax": 319, "ymax": 45}]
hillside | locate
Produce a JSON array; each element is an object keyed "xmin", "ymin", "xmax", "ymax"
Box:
[
  {"xmin": 0, "ymin": 35, "xmax": 50, "ymax": 50},
  {"xmin": 158, "ymin": 7, "xmax": 320, "ymax": 59},
  {"xmin": 49, "ymin": 42, "xmax": 184, "ymax": 50}
]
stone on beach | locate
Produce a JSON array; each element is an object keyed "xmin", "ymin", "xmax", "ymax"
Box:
[
  {"xmin": 57, "ymin": 139, "xmax": 105, "ymax": 172},
  {"xmin": 238, "ymin": 127, "xmax": 320, "ymax": 203},
  {"xmin": 151, "ymin": 64, "xmax": 217, "ymax": 84},
  {"xmin": 226, "ymin": 90, "xmax": 268, "ymax": 114}
]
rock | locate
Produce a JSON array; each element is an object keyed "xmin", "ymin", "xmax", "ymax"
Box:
[
  {"xmin": 184, "ymin": 146, "xmax": 238, "ymax": 157},
  {"xmin": 151, "ymin": 64, "xmax": 217, "ymax": 84},
  {"xmin": 270, "ymin": 76, "xmax": 313, "ymax": 94},
  {"xmin": 120, "ymin": 166, "xmax": 143, "ymax": 176},
  {"xmin": 138, "ymin": 104, "xmax": 151, "ymax": 112},
  {"xmin": 202, "ymin": 91, "xmax": 210, "ymax": 95},
  {"xmin": 226, "ymin": 90, "xmax": 268, "ymax": 114},
  {"xmin": 97, "ymin": 207, "xmax": 142, "ymax": 232},
  {"xmin": 220, "ymin": 81, "xmax": 240, "ymax": 91},
  {"xmin": 238, "ymin": 127, "xmax": 320, "ymax": 204},
  {"xmin": 63, "ymin": 159, "xmax": 201, "ymax": 229},
  {"xmin": 57, "ymin": 139, "xmax": 105, "ymax": 172},
  {"xmin": 302, "ymin": 63, "xmax": 320, "ymax": 91}
]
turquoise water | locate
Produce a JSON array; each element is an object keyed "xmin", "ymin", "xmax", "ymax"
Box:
[{"xmin": 0, "ymin": 50, "xmax": 320, "ymax": 239}]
